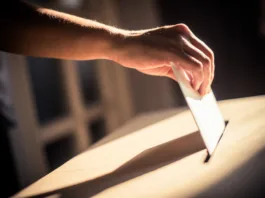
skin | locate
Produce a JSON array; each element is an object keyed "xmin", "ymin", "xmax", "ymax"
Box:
[{"xmin": 0, "ymin": 0, "xmax": 215, "ymax": 95}]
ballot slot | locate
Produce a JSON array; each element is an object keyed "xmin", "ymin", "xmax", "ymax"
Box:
[
  {"xmin": 203, "ymin": 120, "xmax": 229, "ymax": 163},
  {"xmin": 171, "ymin": 63, "xmax": 226, "ymax": 163}
]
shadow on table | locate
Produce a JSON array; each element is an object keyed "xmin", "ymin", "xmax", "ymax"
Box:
[
  {"xmin": 34, "ymin": 130, "xmax": 205, "ymax": 198},
  {"xmin": 62, "ymin": 130, "xmax": 205, "ymax": 198}
]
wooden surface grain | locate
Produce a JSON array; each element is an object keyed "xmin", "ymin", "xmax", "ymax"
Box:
[{"xmin": 13, "ymin": 95, "xmax": 265, "ymax": 198}]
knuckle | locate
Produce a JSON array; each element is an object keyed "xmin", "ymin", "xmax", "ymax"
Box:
[
  {"xmin": 196, "ymin": 60, "xmax": 203, "ymax": 68},
  {"xmin": 194, "ymin": 61, "xmax": 203, "ymax": 71},
  {"xmin": 176, "ymin": 23, "xmax": 190, "ymax": 34},
  {"xmin": 203, "ymin": 57, "xmax": 211, "ymax": 65},
  {"xmin": 177, "ymin": 35, "xmax": 187, "ymax": 44},
  {"xmin": 180, "ymin": 35, "xmax": 188, "ymax": 42}
]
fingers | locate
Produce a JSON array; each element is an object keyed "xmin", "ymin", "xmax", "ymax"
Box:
[
  {"xmin": 172, "ymin": 50, "xmax": 204, "ymax": 91},
  {"xmin": 188, "ymin": 33, "xmax": 215, "ymax": 80},
  {"xmin": 131, "ymin": 23, "xmax": 214, "ymax": 96},
  {"xmin": 181, "ymin": 37, "xmax": 211, "ymax": 94},
  {"xmin": 175, "ymin": 24, "xmax": 215, "ymax": 95},
  {"xmin": 199, "ymin": 62, "xmax": 211, "ymax": 95},
  {"xmin": 188, "ymin": 34, "xmax": 214, "ymax": 94},
  {"xmin": 183, "ymin": 27, "xmax": 215, "ymax": 93}
]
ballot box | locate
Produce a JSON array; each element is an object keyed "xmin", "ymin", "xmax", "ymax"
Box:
[{"xmin": 13, "ymin": 95, "xmax": 265, "ymax": 198}]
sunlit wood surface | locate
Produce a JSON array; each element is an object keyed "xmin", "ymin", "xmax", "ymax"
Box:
[{"xmin": 13, "ymin": 95, "xmax": 265, "ymax": 198}]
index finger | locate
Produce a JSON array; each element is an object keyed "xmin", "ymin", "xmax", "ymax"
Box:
[
  {"xmin": 187, "ymin": 32, "xmax": 215, "ymax": 85},
  {"xmin": 177, "ymin": 25, "xmax": 215, "ymax": 89}
]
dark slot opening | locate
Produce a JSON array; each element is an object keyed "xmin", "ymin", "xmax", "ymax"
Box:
[{"xmin": 204, "ymin": 120, "xmax": 229, "ymax": 163}]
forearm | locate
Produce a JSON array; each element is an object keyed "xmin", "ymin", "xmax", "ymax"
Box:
[
  {"xmin": 0, "ymin": 0, "xmax": 127, "ymax": 60},
  {"xmin": 0, "ymin": 1, "xmax": 215, "ymax": 95}
]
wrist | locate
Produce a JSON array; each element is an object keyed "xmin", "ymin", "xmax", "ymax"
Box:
[
  {"xmin": 78, "ymin": 25, "xmax": 126, "ymax": 60},
  {"xmin": 105, "ymin": 28, "xmax": 143, "ymax": 62}
]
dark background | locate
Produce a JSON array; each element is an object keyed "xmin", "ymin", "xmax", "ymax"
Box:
[
  {"xmin": 26, "ymin": 0, "xmax": 265, "ymax": 127},
  {"xmin": 27, "ymin": 0, "xmax": 265, "ymax": 123},
  {"xmin": 4, "ymin": 0, "xmax": 265, "ymax": 197},
  {"xmin": 159, "ymin": 0, "xmax": 265, "ymax": 101}
]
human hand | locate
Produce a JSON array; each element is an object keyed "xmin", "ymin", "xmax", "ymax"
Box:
[{"xmin": 110, "ymin": 24, "xmax": 214, "ymax": 96}]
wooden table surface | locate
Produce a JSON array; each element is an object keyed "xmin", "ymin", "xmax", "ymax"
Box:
[{"xmin": 13, "ymin": 95, "xmax": 265, "ymax": 198}]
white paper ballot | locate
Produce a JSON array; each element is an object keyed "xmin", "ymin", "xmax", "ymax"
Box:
[{"xmin": 171, "ymin": 63, "xmax": 225, "ymax": 155}]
